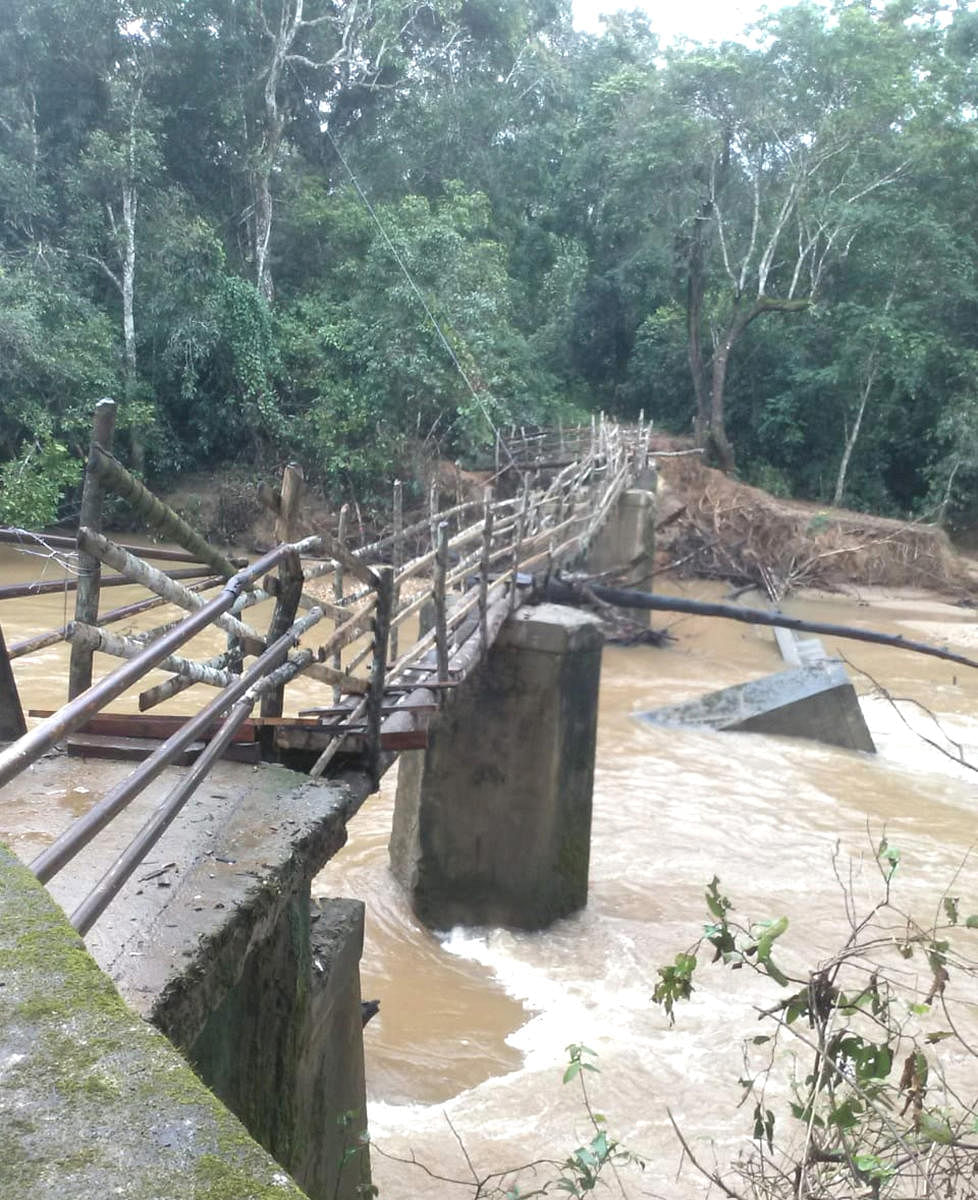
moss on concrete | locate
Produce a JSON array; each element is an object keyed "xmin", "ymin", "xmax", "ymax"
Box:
[{"xmin": 0, "ymin": 843, "xmax": 309, "ymax": 1200}]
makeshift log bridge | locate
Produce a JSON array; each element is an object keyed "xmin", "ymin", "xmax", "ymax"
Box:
[{"xmin": 0, "ymin": 401, "xmax": 653, "ymax": 936}]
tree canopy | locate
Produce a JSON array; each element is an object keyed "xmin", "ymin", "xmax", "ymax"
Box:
[{"xmin": 1, "ymin": 0, "xmax": 977, "ymax": 531}]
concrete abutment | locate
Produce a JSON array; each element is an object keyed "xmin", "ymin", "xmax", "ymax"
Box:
[{"xmin": 390, "ymin": 604, "xmax": 603, "ymax": 931}]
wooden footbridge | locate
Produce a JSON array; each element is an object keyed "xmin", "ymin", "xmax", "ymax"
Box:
[{"xmin": 0, "ymin": 401, "xmax": 652, "ymax": 938}]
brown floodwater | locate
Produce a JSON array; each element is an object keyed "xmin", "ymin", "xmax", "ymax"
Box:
[{"xmin": 4, "ymin": 539, "xmax": 978, "ymax": 1196}]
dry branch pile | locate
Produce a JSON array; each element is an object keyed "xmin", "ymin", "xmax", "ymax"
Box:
[{"xmin": 654, "ymin": 452, "xmax": 966, "ymax": 600}]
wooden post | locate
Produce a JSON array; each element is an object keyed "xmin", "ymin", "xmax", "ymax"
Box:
[
  {"xmin": 428, "ymin": 479, "xmax": 439, "ymax": 552},
  {"xmin": 0, "ymin": 625, "xmax": 26, "ymax": 741},
  {"xmin": 366, "ymin": 566, "xmax": 393, "ymax": 786},
  {"xmin": 434, "ymin": 521, "xmax": 450, "ymax": 682},
  {"xmin": 259, "ymin": 551, "xmax": 303, "ymax": 735},
  {"xmin": 260, "ymin": 464, "xmax": 304, "ymax": 736},
  {"xmin": 479, "ymin": 492, "xmax": 494, "ymax": 662},
  {"xmin": 332, "ymin": 504, "xmax": 349, "ymax": 704},
  {"xmin": 87, "ymin": 445, "xmax": 240, "ymax": 579},
  {"xmin": 510, "ymin": 478, "xmax": 529, "ymax": 613},
  {"xmin": 390, "ymin": 480, "xmax": 403, "ymax": 662},
  {"xmin": 68, "ymin": 398, "xmax": 117, "ymax": 700}
]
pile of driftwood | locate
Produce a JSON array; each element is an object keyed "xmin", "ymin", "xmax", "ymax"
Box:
[{"xmin": 655, "ymin": 453, "xmax": 965, "ymax": 601}]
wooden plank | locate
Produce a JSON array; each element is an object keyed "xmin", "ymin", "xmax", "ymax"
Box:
[
  {"xmin": 65, "ymin": 732, "xmax": 261, "ymax": 765},
  {"xmin": 66, "ymin": 733, "xmax": 207, "ymax": 765},
  {"xmin": 29, "ymin": 710, "xmax": 256, "ymax": 743}
]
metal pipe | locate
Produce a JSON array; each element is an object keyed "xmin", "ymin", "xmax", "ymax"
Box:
[
  {"xmin": 0, "ymin": 545, "xmax": 295, "ymax": 791},
  {"xmin": 30, "ymin": 605, "xmax": 323, "ymax": 884}
]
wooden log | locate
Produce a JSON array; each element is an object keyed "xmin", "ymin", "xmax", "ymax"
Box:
[
  {"xmin": 137, "ymin": 647, "xmax": 241, "ymax": 711},
  {"xmin": 479, "ymin": 497, "xmax": 493, "ymax": 662},
  {"xmin": 78, "ymin": 528, "xmax": 264, "ymax": 653},
  {"xmin": 331, "ymin": 503, "xmax": 349, "ymax": 703},
  {"xmin": 262, "ymin": 464, "xmax": 304, "ymax": 729},
  {"xmin": 366, "ymin": 566, "xmax": 393, "ymax": 785},
  {"xmin": 88, "ymin": 444, "xmax": 240, "ymax": 578},
  {"xmin": 301, "ymin": 661, "xmax": 370, "ymax": 694},
  {"xmin": 29, "ymin": 710, "xmax": 256, "ymax": 742},
  {"xmin": 434, "ymin": 522, "xmax": 450, "ymax": 682},
  {"xmin": 69, "ymin": 398, "xmax": 117, "ymax": 700},
  {"xmin": 65, "ymin": 622, "xmax": 238, "ymax": 689},
  {"xmin": 0, "ymin": 624, "xmax": 26, "ymax": 741},
  {"xmin": 540, "ymin": 578, "xmax": 978, "ymax": 672}
]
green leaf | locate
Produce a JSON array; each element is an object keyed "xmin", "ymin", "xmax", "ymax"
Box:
[{"xmin": 965, "ymin": 915, "xmax": 978, "ymax": 929}]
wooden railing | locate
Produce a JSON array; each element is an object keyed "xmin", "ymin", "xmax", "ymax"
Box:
[{"xmin": 0, "ymin": 403, "xmax": 650, "ymax": 932}]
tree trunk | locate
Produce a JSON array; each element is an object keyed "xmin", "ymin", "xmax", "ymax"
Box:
[{"xmin": 707, "ymin": 340, "xmax": 736, "ymax": 472}]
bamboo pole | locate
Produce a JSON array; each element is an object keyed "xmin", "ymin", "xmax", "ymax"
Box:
[
  {"xmin": 68, "ymin": 399, "xmax": 117, "ymax": 699},
  {"xmin": 77, "ymin": 528, "xmax": 264, "ymax": 652},
  {"xmin": 332, "ymin": 504, "xmax": 349, "ymax": 703},
  {"xmin": 66, "ymin": 623, "xmax": 238, "ymax": 689},
  {"xmin": 366, "ymin": 566, "xmax": 393, "ymax": 786},
  {"xmin": 138, "ymin": 647, "xmax": 241, "ymax": 711},
  {"xmin": 479, "ymin": 493, "xmax": 494, "ymax": 663},
  {"xmin": 0, "ymin": 566, "xmax": 212, "ymax": 602},
  {"xmin": 88, "ymin": 444, "xmax": 240, "ymax": 578},
  {"xmin": 390, "ymin": 480, "xmax": 403, "ymax": 663},
  {"xmin": 510, "ymin": 477, "xmax": 529, "ymax": 612}
]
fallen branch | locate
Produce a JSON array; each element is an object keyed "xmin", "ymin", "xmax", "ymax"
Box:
[{"xmin": 539, "ymin": 576, "xmax": 978, "ymax": 672}]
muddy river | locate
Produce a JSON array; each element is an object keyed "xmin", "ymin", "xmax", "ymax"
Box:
[{"xmin": 3, "ymin": 540, "xmax": 978, "ymax": 1196}]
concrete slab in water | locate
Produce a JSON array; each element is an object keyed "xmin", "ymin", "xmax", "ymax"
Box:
[{"xmin": 638, "ymin": 660, "xmax": 876, "ymax": 753}]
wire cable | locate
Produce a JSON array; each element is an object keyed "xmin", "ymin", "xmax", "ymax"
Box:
[{"xmin": 325, "ymin": 128, "xmax": 514, "ymax": 465}]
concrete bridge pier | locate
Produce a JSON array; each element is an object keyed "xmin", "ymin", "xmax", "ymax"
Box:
[
  {"xmin": 586, "ymin": 484, "xmax": 657, "ymax": 619},
  {"xmin": 390, "ymin": 604, "xmax": 603, "ymax": 931}
]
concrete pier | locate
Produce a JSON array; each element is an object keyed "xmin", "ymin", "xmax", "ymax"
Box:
[
  {"xmin": 390, "ymin": 604, "xmax": 603, "ymax": 931},
  {"xmin": 586, "ymin": 487, "xmax": 656, "ymax": 617}
]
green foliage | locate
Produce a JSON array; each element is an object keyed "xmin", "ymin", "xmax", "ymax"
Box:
[
  {"xmin": 655, "ymin": 841, "xmax": 978, "ymax": 1197},
  {"xmin": 0, "ymin": 436, "xmax": 81, "ymax": 528},
  {"xmin": 0, "ymin": 0, "xmax": 977, "ymax": 529}
]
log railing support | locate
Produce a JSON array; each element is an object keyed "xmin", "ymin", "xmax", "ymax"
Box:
[
  {"xmin": 366, "ymin": 567, "xmax": 393, "ymax": 787},
  {"xmin": 0, "ymin": 625, "xmax": 26, "ymax": 741},
  {"xmin": 69, "ymin": 398, "xmax": 117, "ymax": 700}
]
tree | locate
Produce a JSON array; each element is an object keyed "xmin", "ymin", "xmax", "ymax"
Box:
[{"xmin": 664, "ymin": 2, "xmax": 928, "ymax": 471}]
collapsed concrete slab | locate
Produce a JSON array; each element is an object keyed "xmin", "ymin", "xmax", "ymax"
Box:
[{"xmin": 637, "ymin": 659, "xmax": 876, "ymax": 753}]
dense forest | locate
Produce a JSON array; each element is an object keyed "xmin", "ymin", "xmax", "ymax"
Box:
[{"xmin": 1, "ymin": 0, "xmax": 977, "ymax": 532}]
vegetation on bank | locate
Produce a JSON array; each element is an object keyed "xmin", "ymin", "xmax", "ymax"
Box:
[{"xmin": 1, "ymin": 1, "xmax": 977, "ymax": 533}]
